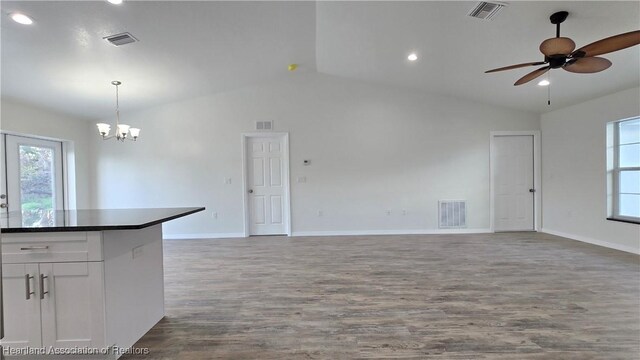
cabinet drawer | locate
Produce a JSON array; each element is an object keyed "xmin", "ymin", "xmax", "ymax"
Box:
[{"xmin": 1, "ymin": 232, "xmax": 103, "ymax": 264}]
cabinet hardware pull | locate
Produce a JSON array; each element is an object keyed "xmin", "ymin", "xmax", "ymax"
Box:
[
  {"xmin": 20, "ymin": 246, "xmax": 49, "ymax": 251},
  {"xmin": 25, "ymin": 274, "xmax": 35, "ymax": 300},
  {"xmin": 40, "ymin": 274, "xmax": 49, "ymax": 300}
]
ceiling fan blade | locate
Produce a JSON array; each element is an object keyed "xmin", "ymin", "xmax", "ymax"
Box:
[
  {"xmin": 514, "ymin": 66, "xmax": 550, "ymax": 86},
  {"xmin": 485, "ymin": 61, "xmax": 546, "ymax": 73},
  {"xmin": 572, "ymin": 30, "xmax": 640, "ymax": 57},
  {"xmin": 563, "ymin": 57, "xmax": 612, "ymax": 73},
  {"xmin": 540, "ymin": 37, "xmax": 576, "ymax": 56}
]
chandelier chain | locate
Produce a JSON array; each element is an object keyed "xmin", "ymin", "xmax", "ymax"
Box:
[{"xmin": 115, "ymin": 83, "xmax": 120, "ymax": 128}]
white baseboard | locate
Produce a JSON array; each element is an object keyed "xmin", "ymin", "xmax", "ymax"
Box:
[
  {"xmin": 541, "ymin": 228, "xmax": 640, "ymax": 255},
  {"xmin": 163, "ymin": 232, "xmax": 245, "ymax": 240},
  {"xmin": 164, "ymin": 229, "xmax": 492, "ymax": 239},
  {"xmin": 291, "ymin": 228, "xmax": 492, "ymax": 237}
]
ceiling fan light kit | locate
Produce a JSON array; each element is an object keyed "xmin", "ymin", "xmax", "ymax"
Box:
[
  {"xmin": 485, "ymin": 11, "xmax": 640, "ymax": 86},
  {"xmin": 539, "ymin": 37, "xmax": 575, "ymax": 57}
]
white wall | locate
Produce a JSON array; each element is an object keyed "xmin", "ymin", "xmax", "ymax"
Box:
[
  {"xmin": 541, "ymin": 87, "xmax": 640, "ymax": 254},
  {"xmin": 1, "ymin": 99, "xmax": 93, "ymax": 209},
  {"xmin": 90, "ymin": 73, "xmax": 539, "ymax": 237}
]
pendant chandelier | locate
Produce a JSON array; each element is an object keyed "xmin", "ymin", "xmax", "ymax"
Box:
[{"xmin": 96, "ymin": 81, "xmax": 140, "ymax": 141}]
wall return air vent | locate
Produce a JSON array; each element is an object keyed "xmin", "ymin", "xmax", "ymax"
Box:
[
  {"xmin": 439, "ymin": 200, "xmax": 467, "ymax": 229},
  {"xmin": 103, "ymin": 32, "xmax": 138, "ymax": 46},
  {"xmin": 468, "ymin": 1, "xmax": 507, "ymax": 21}
]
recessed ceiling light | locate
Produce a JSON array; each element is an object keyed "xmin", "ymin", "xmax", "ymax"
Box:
[
  {"xmin": 107, "ymin": 0, "xmax": 123, "ymax": 4},
  {"xmin": 10, "ymin": 13, "xmax": 33, "ymax": 25},
  {"xmin": 407, "ymin": 53, "xmax": 418, "ymax": 61},
  {"xmin": 538, "ymin": 79, "xmax": 550, "ymax": 86}
]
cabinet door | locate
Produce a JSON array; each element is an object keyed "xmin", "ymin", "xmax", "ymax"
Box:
[
  {"xmin": 0, "ymin": 263, "xmax": 42, "ymax": 348},
  {"xmin": 40, "ymin": 262, "xmax": 106, "ymax": 348}
]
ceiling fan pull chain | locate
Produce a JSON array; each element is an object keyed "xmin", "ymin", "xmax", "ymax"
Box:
[{"xmin": 547, "ymin": 73, "xmax": 551, "ymax": 106}]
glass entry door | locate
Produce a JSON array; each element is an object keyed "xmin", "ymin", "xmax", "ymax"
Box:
[{"xmin": 1, "ymin": 134, "xmax": 64, "ymax": 226}]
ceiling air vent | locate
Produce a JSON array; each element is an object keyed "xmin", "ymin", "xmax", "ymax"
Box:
[
  {"xmin": 468, "ymin": 1, "xmax": 506, "ymax": 21},
  {"xmin": 103, "ymin": 32, "xmax": 138, "ymax": 46}
]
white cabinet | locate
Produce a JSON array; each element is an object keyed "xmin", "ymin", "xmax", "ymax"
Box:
[
  {"xmin": 2, "ymin": 225, "xmax": 166, "ymax": 359},
  {"xmin": 40, "ymin": 262, "xmax": 106, "ymax": 348},
  {"xmin": 1, "ymin": 263, "xmax": 41, "ymax": 348},
  {"xmin": 1, "ymin": 262, "xmax": 106, "ymax": 349}
]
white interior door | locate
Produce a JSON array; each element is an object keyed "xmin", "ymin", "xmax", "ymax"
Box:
[
  {"xmin": 493, "ymin": 135, "xmax": 535, "ymax": 231},
  {"xmin": 3, "ymin": 134, "xmax": 64, "ymax": 226},
  {"xmin": 246, "ymin": 135, "xmax": 289, "ymax": 235}
]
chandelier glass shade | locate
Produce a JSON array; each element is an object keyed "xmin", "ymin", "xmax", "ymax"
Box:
[{"xmin": 97, "ymin": 81, "xmax": 140, "ymax": 141}]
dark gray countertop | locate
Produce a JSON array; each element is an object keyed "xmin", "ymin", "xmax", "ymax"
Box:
[{"xmin": 0, "ymin": 207, "xmax": 205, "ymax": 233}]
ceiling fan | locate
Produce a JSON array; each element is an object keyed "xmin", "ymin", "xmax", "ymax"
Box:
[{"xmin": 486, "ymin": 11, "xmax": 640, "ymax": 86}]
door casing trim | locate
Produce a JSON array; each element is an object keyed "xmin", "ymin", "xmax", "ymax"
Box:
[
  {"xmin": 1, "ymin": 132, "xmax": 67, "ymax": 212},
  {"xmin": 241, "ymin": 132, "xmax": 292, "ymax": 237}
]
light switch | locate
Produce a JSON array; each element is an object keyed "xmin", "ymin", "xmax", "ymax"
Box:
[{"xmin": 297, "ymin": 176, "xmax": 307, "ymax": 183}]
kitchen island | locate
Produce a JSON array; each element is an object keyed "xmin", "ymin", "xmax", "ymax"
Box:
[{"xmin": 1, "ymin": 207, "xmax": 204, "ymax": 359}]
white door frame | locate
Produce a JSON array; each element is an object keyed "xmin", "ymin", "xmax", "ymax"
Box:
[
  {"xmin": 241, "ymin": 132, "xmax": 292, "ymax": 237},
  {"xmin": 489, "ymin": 131, "xmax": 541, "ymax": 232},
  {"xmin": 3, "ymin": 133, "xmax": 66, "ymax": 212},
  {"xmin": 1, "ymin": 131, "xmax": 75, "ymax": 210}
]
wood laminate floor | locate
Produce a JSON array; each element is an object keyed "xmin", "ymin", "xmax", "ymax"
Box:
[{"xmin": 122, "ymin": 232, "xmax": 640, "ymax": 359}]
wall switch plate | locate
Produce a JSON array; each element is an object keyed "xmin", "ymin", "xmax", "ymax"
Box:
[
  {"xmin": 386, "ymin": 210, "xmax": 392, "ymax": 216},
  {"xmin": 297, "ymin": 176, "xmax": 307, "ymax": 183},
  {"xmin": 317, "ymin": 210, "xmax": 323, "ymax": 217},
  {"xmin": 224, "ymin": 177, "xmax": 232, "ymax": 184},
  {"xmin": 212, "ymin": 212, "xmax": 218, "ymax": 219}
]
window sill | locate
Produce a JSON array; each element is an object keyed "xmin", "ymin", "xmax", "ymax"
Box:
[{"xmin": 607, "ymin": 217, "xmax": 640, "ymax": 225}]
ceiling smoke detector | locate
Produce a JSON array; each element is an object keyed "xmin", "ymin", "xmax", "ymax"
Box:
[
  {"xmin": 103, "ymin": 32, "xmax": 138, "ymax": 46},
  {"xmin": 468, "ymin": 1, "xmax": 507, "ymax": 21}
]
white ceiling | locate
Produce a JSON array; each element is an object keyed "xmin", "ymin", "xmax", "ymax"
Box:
[
  {"xmin": 1, "ymin": 1, "xmax": 317, "ymax": 119},
  {"xmin": 1, "ymin": 1, "xmax": 639, "ymax": 119},
  {"xmin": 316, "ymin": 1, "xmax": 640, "ymax": 113}
]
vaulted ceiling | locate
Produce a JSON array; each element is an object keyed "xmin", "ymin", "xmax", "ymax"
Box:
[{"xmin": 1, "ymin": 1, "xmax": 638, "ymax": 119}]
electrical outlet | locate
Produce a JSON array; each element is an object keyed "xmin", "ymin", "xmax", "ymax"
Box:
[
  {"xmin": 317, "ymin": 210, "xmax": 323, "ymax": 217},
  {"xmin": 224, "ymin": 177, "xmax": 232, "ymax": 184},
  {"xmin": 132, "ymin": 245, "xmax": 144, "ymax": 259},
  {"xmin": 212, "ymin": 212, "xmax": 218, "ymax": 219},
  {"xmin": 386, "ymin": 210, "xmax": 392, "ymax": 216},
  {"xmin": 297, "ymin": 176, "xmax": 307, "ymax": 183},
  {"xmin": 402, "ymin": 210, "xmax": 407, "ymax": 215}
]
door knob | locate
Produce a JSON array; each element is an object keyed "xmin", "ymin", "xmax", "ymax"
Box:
[
  {"xmin": 529, "ymin": 189, "xmax": 536, "ymax": 193},
  {"xmin": 0, "ymin": 194, "xmax": 6, "ymax": 199},
  {"xmin": 248, "ymin": 189, "xmax": 254, "ymax": 194},
  {"xmin": 0, "ymin": 203, "xmax": 7, "ymax": 209}
]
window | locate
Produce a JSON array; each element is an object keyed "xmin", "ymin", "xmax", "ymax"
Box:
[{"xmin": 608, "ymin": 117, "xmax": 640, "ymax": 223}]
